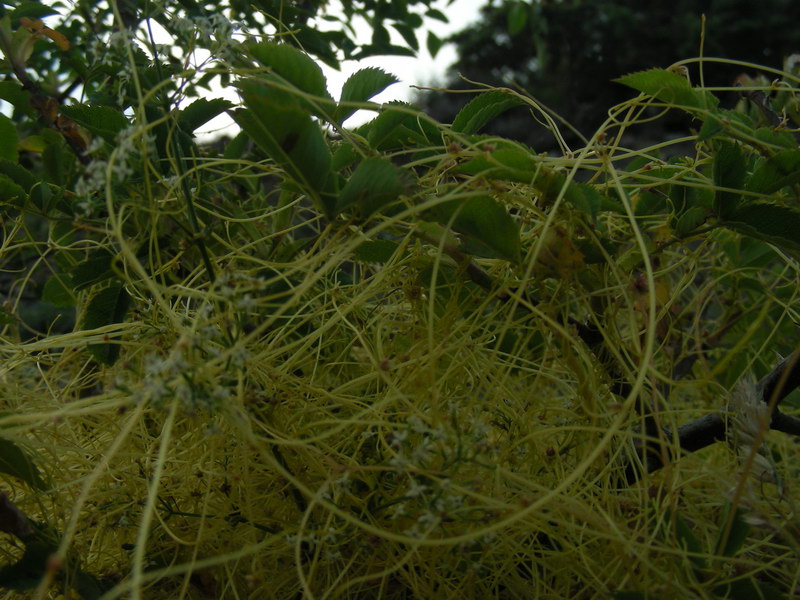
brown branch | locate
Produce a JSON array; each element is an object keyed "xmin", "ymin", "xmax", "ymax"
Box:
[{"xmin": 623, "ymin": 348, "xmax": 800, "ymax": 484}]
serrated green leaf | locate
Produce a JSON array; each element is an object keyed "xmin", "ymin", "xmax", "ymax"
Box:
[
  {"xmin": 178, "ymin": 98, "xmax": 233, "ymax": 134},
  {"xmin": 337, "ymin": 157, "xmax": 410, "ymax": 217},
  {"xmin": 42, "ymin": 274, "xmax": 75, "ymax": 307},
  {"xmin": 697, "ymin": 113, "xmax": 724, "ymax": 141},
  {"xmin": 335, "ymin": 67, "xmax": 398, "ymax": 124},
  {"xmin": 430, "ymin": 195, "xmax": 520, "ymax": 262},
  {"xmin": 724, "ymin": 203, "xmax": 800, "ymax": 252},
  {"xmin": 0, "ymin": 159, "xmax": 35, "ymax": 191},
  {"xmin": 82, "ymin": 282, "xmax": 131, "ymax": 366},
  {"xmin": 674, "ymin": 205, "xmax": 708, "ymax": 237},
  {"xmin": 71, "ymin": 249, "xmax": 115, "ymax": 291},
  {"xmin": 746, "ymin": 149, "xmax": 800, "ymax": 195},
  {"xmin": 331, "ymin": 142, "xmax": 359, "ymax": 171},
  {"xmin": 712, "ymin": 140, "xmax": 746, "ymax": 218},
  {"xmin": 452, "ymin": 90, "xmax": 525, "ymax": 134},
  {"xmin": 365, "ymin": 101, "xmax": 416, "ymax": 149},
  {"xmin": 247, "ymin": 41, "xmax": 332, "ymax": 102},
  {"xmin": 453, "ymin": 146, "xmax": 606, "ymax": 214},
  {"xmin": 0, "ymin": 437, "xmax": 47, "ymax": 490},
  {"xmin": 0, "ymin": 174, "xmax": 26, "ymax": 207},
  {"xmin": 426, "ymin": 31, "xmax": 443, "ymax": 58},
  {"xmin": 452, "ymin": 145, "xmax": 538, "ymax": 183},
  {"xmin": 354, "ymin": 240, "xmax": 400, "ymax": 262},
  {"xmin": 234, "ymin": 79, "xmax": 334, "ymax": 215},
  {"xmin": 753, "ymin": 127, "xmax": 796, "ymax": 149},
  {"xmin": 0, "ymin": 114, "xmax": 18, "ymax": 162},
  {"xmin": 507, "ymin": 2, "xmax": 528, "ymax": 35},
  {"xmin": 615, "ymin": 68, "xmax": 718, "ymax": 110},
  {"xmin": 59, "ymin": 105, "xmax": 128, "ymax": 143}
]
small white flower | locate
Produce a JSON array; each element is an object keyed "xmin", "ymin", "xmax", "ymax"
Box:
[
  {"xmin": 234, "ymin": 294, "xmax": 257, "ymax": 311},
  {"xmin": 230, "ymin": 345, "xmax": 251, "ymax": 368},
  {"xmin": 407, "ymin": 415, "xmax": 428, "ymax": 433},
  {"xmin": 406, "ymin": 479, "xmax": 427, "ymax": 498}
]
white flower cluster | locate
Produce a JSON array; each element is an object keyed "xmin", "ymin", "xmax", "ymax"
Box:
[
  {"xmin": 385, "ymin": 414, "xmax": 497, "ymax": 540},
  {"xmin": 74, "ymin": 126, "xmax": 156, "ymax": 214},
  {"xmin": 129, "ymin": 333, "xmax": 231, "ymax": 414}
]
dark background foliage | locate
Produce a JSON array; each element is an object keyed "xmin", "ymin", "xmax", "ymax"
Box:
[{"xmin": 418, "ymin": 0, "xmax": 800, "ymax": 152}]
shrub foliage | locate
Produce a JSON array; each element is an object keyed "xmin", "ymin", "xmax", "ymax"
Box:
[{"xmin": 0, "ymin": 1, "xmax": 799, "ymax": 598}]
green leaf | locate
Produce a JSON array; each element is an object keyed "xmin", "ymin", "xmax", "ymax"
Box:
[
  {"xmin": 715, "ymin": 503, "xmax": 750, "ymax": 557},
  {"xmin": 697, "ymin": 113, "xmax": 725, "ymax": 142},
  {"xmin": 354, "ymin": 240, "xmax": 400, "ymax": 262},
  {"xmin": 59, "ymin": 105, "xmax": 128, "ymax": 143},
  {"xmin": 331, "ymin": 142, "xmax": 360, "ymax": 171},
  {"xmin": 453, "ymin": 146, "xmax": 607, "ymax": 216},
  {"xmin": 247, "ymin": 41, "xmax": 332, "ymax": 101},
  {"xmin": 753, "ymin": 127, "xmax": 796, "ymax": 150},
  {"xmin": 426, "ymin": 31, "xmax": 443, "ymax": 58},
  {"xmin": 82, "ymin": 282, "xmax": 132, "ymax": 366},
  {"xmin": 0, "ymin": 174, "xmax": 26, "ymax": 207},
  {"xmin": 0, "ymin": 81, "xmax": 31, "ymax": 114},
  {"xmin": 452, "ymin": 90, "xmax": 525, "ymax": 134},
  {"xmin": 223, "ymin": 130, "xmax": 249, "ymax": 160},
  {"xmin": 335, "ymin": 67, "xmax": 399, "ymax": 124},
  {"xmin": 366, "ymin": 101, "xmax": 442, "ymax": 150},
  {"xmin": 0, "ymin": 437, "xmax": 47, "ymax": 490},
  {"xmin": 178, "ymin": 98, "xmax": 233, "ymax": 134},
  {"xmin": 10, "ymin": 2, "xmax": 59, "ymax": 23},
  {"xmin": 673, "ymin": 512, "xmax": 706, "ymax": 570},
  {"xmin": 293, "ymin": 27, "xmax": 341, "ymax": 70},
  {"xmin": 392, "ymin": 22, "xmax": 419, "ymax": 52},
  {"xmin": 615, "ymin": 68, "xmax": 718, "ymax": 110},
  {"xmin": 724, "ymin": 203, "xmax": 800, "ymax": 252},
  {"xmin": 425, "ymin": 8, "xmax": 448, "ymax": 22},
  {"xmin": 452, "ymin": 145, "xmax": 539, "ymax": 183},
  {"xmin": 746, "ymin": 149, "xmax": 800, "ymax": 195},
  {"xmin": 712, "ymin": 140, "xmax": 746, "ymax": 218},
  {"xmin": 41, "ymin": 143, "xmax": 67, "ymax": 186},
  {"xmin": 29, "ymin": 182, "xmax": 60, "ymax": 213},
  {"xmin": 0, "ymin": 114, "xmax": 18, "ymax": 162},
  {"xmin": 507, "ymin": 2, "xmax": 528, "ymax": 35},
  {"xmin": 337, "ymin": 157, "xmax": 411, "ymax": 217},
  {"xmin": 71, "ymin": 249, "xmax": 115, "ymax": 291},
  {"xmin": 430, "ymin": 195, "xmax": 520, "ymax": 262},
  {"xmin": 234, "ymin": 79, "xmax": 334, "ymax": 216},
  {"xmin": 42, "ymin": 274, "xmax": 75, "ymax": 307},
  {"xmin": 352, "ymin": 44, "xmax": 417, "ymax": 60},
  {"xmin": 674, "ymin": 205, "xmax": 708, "ymax": 237},
  {"xmin": 0, "ymin": 159, "xmax": 35, "ymax": 191}
]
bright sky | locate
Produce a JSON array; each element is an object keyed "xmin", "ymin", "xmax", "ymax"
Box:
[
  {"xmin": 195, "ymin": 0, "xmax": 487, "ymax": 137},
  {"xmin": 1, "ymin": 1, "xmax": 486, "ymax": 136}
]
